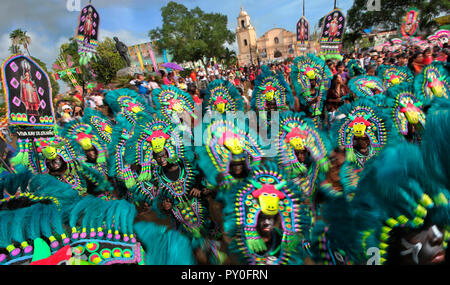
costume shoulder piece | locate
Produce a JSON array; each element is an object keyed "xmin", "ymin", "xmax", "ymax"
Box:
[
  {"xmin": 331, "ymin": 98, "xmax": 391, "ymax": 168},
  {"xmin": 82, "ymin": 108, "xmax": 113, "ymax": 145},
  {"xmin": 348, "ymin": 75, "xmax": 385, "ymax": 98},
  {"xmin": 277, "ymin": 111, "xmax": 330, "ymax": 198},
  {"xmin": 377, "ymin": 65, "xmax": 414, "ymax": 89},
  {"xmin": 194, "ymin": 117, "xmax": 264, "ymax": 188},
  {"xmin": 385, "ymin": 82, "xmax": 425, "ymax": 143},
  {"xmin": 0, "ymin": 171, "xmax": 144, "ymax": 265},
  {"xmin": 251, "ymin": 65, "xmax": 294, "ymax": 111},
  {"xmin": 105, "ymin": 88, "xmax": 154, "ymax": 125},
  {"xmin": 222, "ymin": 161, "xmax": 307, "ymax": 265},
  {"xmin": 204, "ymin": 79, "xmax": 244, "ymax": 114},
  {"xmin": 346, "ymin": 59, "xmax": 366, "ymax": 78},
  {"xmin": 413, "ymin": 61, "xmax": 449, "ymax": 105},
  {"xmin": 152, "ymin": 85, "xmax": 197, "ymax": 125}
]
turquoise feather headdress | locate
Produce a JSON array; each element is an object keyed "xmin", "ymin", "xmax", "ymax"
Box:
[
  {"xmin": 251, "ymin": 65, "xmax": 294, "ymax": 111},
  {"xmin": 221, "ymin": 160, "xmax": 309, "ymax": 265},
  {"xmin": 290, "ymin": 54, "xmax": 332, "ymax": 112},
  {"xmin": 204, "ymin": 79, "xmax": 244, "ymax": 115},
  {"xmin": 413, "ymin": 61, "xmax": 449, "ymax": 105}
]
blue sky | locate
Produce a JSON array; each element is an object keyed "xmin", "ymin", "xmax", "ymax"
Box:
[{"xmin": 0, "ymin": 0, "xmax": 354, "ymax": 84}]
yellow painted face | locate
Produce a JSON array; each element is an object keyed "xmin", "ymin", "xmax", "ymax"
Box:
[
  {"xmin": 172, "ymin": 102, "xmax": 184, "ymax": 114},
  {"xmin": 104, "ymin": 125, "xmax": 112, "ymax": 134},
  {"xmin": 364, "ymin": 81, "xmax": 376, "ymax": 89},
  {"xmin": 79, "ymin": 138, "xmax": 93, "ymax": 150},
  {"xmin": 216, "ymin": 102, "xmax": 226, "ymax": 113},
  {"xmin": 430, "ymin": 82, "xmax": 444, "ymax": 98},
  {"xmin": 265, "ymin": 90, "xmax": 275, "ymax": 101},
  {"xmin": 306, "ymin": 70, "xmax": 316, "ymax": 80},
  {"xmin": 151, "ymin": 136, "xmax": 167, "ymax": 153},
  {"xmin": 404, "ymin": 109, "xmax": 419, "ymax": 124},
  {"xmin": 289, "ymin": 137, "xmax": 305, "ymax": 151},
  {"xmin": 352, "ymin": 123, "xmax": 367, "ymax": 137},
  {"xmin": 224, "ymin": 138, "xmax": 243, "ymax": 155},
  {"xmin": 131, "ymin": 105, "xmax": 143, "ymax": 113},
  {"xmin": 391, "ymin": 77, "xmax": 400, "ymax": 85},
  {"xmin": 42, "ymin": 146, "xmax": 57, "ymax": 160},
  {"xmin": 258, "ymin": 193, "xmax": 280, "ymax": 216}
]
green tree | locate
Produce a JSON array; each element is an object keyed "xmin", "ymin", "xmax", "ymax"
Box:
[
  {"xmin": 90, "ymin": 37, "xmax": 127, "ymax": 85},
  {"xmin": 31, "ymin": 57, "xmax": 60, "ymax": 96},
  {"xmin": 9, "ymin": 29, "xmax": 31, "ymax": 56},
  {"xmin": 149, "ymin": 1, "xmax": 235, "ymax": 70},
  {"xmin": 347, "ymin": 0, "xmax": 450, "ymax": 40}
]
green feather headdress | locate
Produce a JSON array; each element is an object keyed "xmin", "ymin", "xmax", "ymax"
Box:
[
  {"xmin": 194, "ymin": 116, "xmax": 264, "ymax": 188},
  {"xmin": 312, "ymin": 142, "xmax": 450, "ymax": 265},
  {"xmin": 221, "ymin": 160, "xmax": 309, "ymax": 265},
  {"xmin": 384, "ymin": 82, "xmax": 425, "ymax": 141},
  {"xmin": 276, "ymin": 111, "xmax": 331, "ymax": 198},
  {"xmin": 152, "ymin": 85, "xmax": 197, "ymax": 125},
  {"xmin": 251, "ymin": 65, "xmax": 294, "ymax": 111},
  {"xmin": 290, "ymin": 54, "xmax": 332, "ymax": 112},
  {"xmin": 413, "ymin": 61, "xmax": 449, "ymax": 105},
  {"xmin": 83, "ymin": 108, "xmax": 114, "ymax": 145},
  {"xmin": 330, "ymin": 98, "xmax": 392, "ymax": 167},
  {"xmin": 204, "ymin": 79, "xmax": 244, "ymax": 115},
  {"xmin": 348, "ymin": 75, "xmax": 385, "ymax": 98},
  {"xmin": 105, "ymin": 88, "xmax": 154, "ymax": 125},
  {"xmin": 346, "ymin": 59, "xmax": 366, "ymax": 78},
  {"xmin": 377, "ymin": 65, "xmax": 414, "ymax": 90}
]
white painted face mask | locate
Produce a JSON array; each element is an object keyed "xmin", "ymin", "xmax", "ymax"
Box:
[{"xmin": 400, "ymin": 225, "xmax": 443, "ymax": 264}]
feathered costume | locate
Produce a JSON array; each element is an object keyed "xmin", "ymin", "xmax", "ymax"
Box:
[
  {"xmin": 413, "ymin": 61, "xmax": 449, "ymax": 105},
  {"xmin": 82, "ymin": 108, "xmax": 114, "ymax": 145},
  {"xmin": 204, "ymin": 79, "xmax": 244, "ymax": 115},
  {"xmin": 346, "ymin": 59, "xmax": 366, "ymax": 78},
  {"xmin": 310, "ymin": 141, "xmax": 449, "ymax": 265},
  {"xmin": 123, "ymin": 114, "xmax": 210, "ymax": 244},
  {"xmin": 251, "ymin": 65, "xmax": 294, "ymax": 112},
  {"xmin": 328, "ymin": 98, "xmax": 391, "ymax": 196},
  {"xmin": 105, "ymin": 88, "xmax": 154, "ymax": 126},
  {"xmin": 290, "ymin": 54, "xmax": 332, "ymax": 124},
  {"xmin": 152, "ymin": 85, "xmax": 197, "ymax": 131},
  {"xmin": 376, "ymin": 65, "xmax": 414, "ymax": 90},
  {"xmin": 106, "ymin": 116, "xmax": 159, "ymax": 204},
  {"xmin": 61, "ymin": 118, "xmax": 109, "ymax": 176},
  {"xmin": 194, "ymin": 117, "xmax": 264, "ymax": 191},
  {"xmin": 348, "ymin": 75, "xmax": 385, "ymax": 99},
  {"xmin": 277, "ymin": 111, "xmax": 330, "ymax": 199},
  {"xmin": 385, "ymin": 82, "xmax": 425, "ymax": 144},
  {"xmin": 0, "ymin": 169, "xmax": 144, "ymax": 265},
  {"xmin": 221, "ymin": 161, "xmax": 309, "ymax": 265}
]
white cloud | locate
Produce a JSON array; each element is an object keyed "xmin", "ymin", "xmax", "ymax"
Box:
[{"xmin": 99, "ymin": 29, "xmax": 149, "ymax": 46}]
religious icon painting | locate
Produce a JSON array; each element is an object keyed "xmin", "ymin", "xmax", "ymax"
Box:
[
  {"xmin": 1, "ymin": 55, "xmax": 55, "ymax": 127},
  {"xmin": 296, "ymin": 16, "xmax": 309, "ymax": 45},
  {"xmin": 75, "ymin": 4, "xmax": 100, "ymax": 46},
  {"xmin": 75, "ymin": 4, "xmax": 100, "ymax": 65},
  {"xmin": 400, "ymin": 8, "xmax": 419, "ymax": 38},
  {"xmin": 319, "ymin": 9, "xmax": 346, "ymax": 44}
]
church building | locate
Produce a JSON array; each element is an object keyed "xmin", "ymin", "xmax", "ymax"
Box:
[{"xmin": 236, "ymin": 7, "xmax": 299, "ymax": 65}]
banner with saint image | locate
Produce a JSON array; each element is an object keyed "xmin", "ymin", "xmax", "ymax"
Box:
[
  {"xmin": 1, "ymin": 55, "xmax": 55, "ymax": 127},
  {"xmin": 319, "ymin": 9, "xmax": 346, "ymax": 45}
]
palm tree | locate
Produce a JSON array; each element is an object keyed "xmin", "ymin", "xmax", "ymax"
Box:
[{"xmin": 9, "ymin": 29, "xmax": 32, "ymax": 56}]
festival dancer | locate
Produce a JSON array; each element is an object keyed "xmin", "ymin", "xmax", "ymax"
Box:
[{"xmin": 290, "ymin": 54, "xmax": 333, "ymax": 128}]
